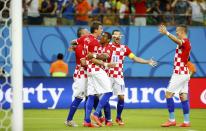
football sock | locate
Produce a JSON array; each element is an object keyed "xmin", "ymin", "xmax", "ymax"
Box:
[
  {"xmin": 104, "ymin": 101, "xmax": 111, "ymax": 121},
  {"xmin": 181, "ymin": 100, "xmax": 190, "ymax": 123},
  {"xmin": 117, "ymin": 98, "xmax": 124, "ymax": 119},
  {"xmin": 85, "ymin": 95, "xmax": 95, "ymax": 123},
  {"xmin": 84, "ymin": 97, "xmax": 88, "ymax": 120},
  {"xmin": 67, "ymin": 97, "xmax": 82, "ymax": 121},
  {"xmin": 93, "ymin": 92, "xmax": 112, "ymax": 117},
  {"xmin": 166, "ymin": 98, "xmax": 175, "ymax": 121},
  {"xmin": 93, "ymin": 95, "xmax": 102, "ymax": 117}
]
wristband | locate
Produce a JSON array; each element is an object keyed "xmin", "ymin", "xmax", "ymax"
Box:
[{"xmin": 166, "ymin": 32, "xmax": 170, "ymax": 36}]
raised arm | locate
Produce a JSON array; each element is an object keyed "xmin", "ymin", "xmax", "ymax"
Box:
[
  {"xmin": 87, "ymin": 52, "xmax": 109, "ymax": 61},
  {"xmin": 159, "ymin": 25, "xmax": 183, "ymax": 46},
  {"xmin": 128, "ymin": 53, "xmax": 157, "ymax": 67}
]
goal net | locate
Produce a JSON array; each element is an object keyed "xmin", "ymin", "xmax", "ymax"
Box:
[{"xmin": 0, "ymin": 0, "xmax": 23, "ymax": 131}]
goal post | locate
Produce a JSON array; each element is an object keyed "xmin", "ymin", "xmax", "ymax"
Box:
[{"xmin": 11, "ymin": 0, "xmax": 23, "ymax": 131}]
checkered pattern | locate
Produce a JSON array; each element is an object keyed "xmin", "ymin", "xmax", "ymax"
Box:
[
  {"xmin": 173, "ymin": 41, "xmax": 190, "ymax": 75},
  {"xmin": 108, "ymin": 43, "xmax": 131, "ymax": 78},
  {"xmin": 73, "ymin": 65, "xmax": 87, "ymax": 78},
  {"xmin": 96, "ymin": 45, "xmax": 112, "ymax": 73}
]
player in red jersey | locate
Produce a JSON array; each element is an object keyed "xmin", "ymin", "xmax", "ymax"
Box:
[
  {"xmin": 75, "ymin": 21, "xmax": 115, "ymax": 127},
  {"xmin": 87, "ymin": 32, "xmax": 114, "ymax": 126},
  {"xmin": 65, "ymin": 28, "xmax": 89, "ymax": 127},
  {"xmin": 109, "ymin": 30, "xmax": 157, "ymax": 125},
  {"xmin": 159, "ymin": 25, "xmax": 191, "ymax": 127}
]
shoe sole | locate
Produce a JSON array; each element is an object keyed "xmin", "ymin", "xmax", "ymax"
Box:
[{"xmin": 91, "ymin": 114, "xmax": 102, "ymax": 127}]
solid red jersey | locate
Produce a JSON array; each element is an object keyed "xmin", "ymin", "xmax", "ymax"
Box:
[
  {"xmin": 75, "ymin": 44, "xmax": 85, "ymax": 65},
  {"xmin": 173, "ymin": 38, "xmax": 191, "ymax": 75},
  {"xmin": 73, "ymin": 44, "xmax": 87, "ymax": 78}
]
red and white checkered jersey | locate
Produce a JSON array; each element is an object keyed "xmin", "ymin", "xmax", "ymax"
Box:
[
  {"xmin": 97, "ymin": 44, "xmax": 113, "ymax": 73},
  {"xmin": 108, "ymin": 42, "xmax": 132, "ymax": 78},
  {"xmin": 77, "ymin": 34, "xmax": 102, "ymax": 74},
  {"xmin": 173, "ymin": 38, "xmax": 191, "ymax": 75},
  {"xmin": 73, "ymin": 44, "xmax": 87, "ymax": 78},
  {"xmin": 73, "ymin": 65, "xmax": 87, "ymax": 78}
]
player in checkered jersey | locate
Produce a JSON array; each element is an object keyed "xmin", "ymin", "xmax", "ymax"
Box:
[
  {"xmin": 87, "ymin": 32, "xmax": 114, "ymax": 126},
  {"xmin": 109, "ymin": 30, "xmax": 157, "ymax": 125},
  {"xmin": 76, "ymin": 21, "xmax": 115, "ymax": 127},
  {"xmin": 65, "ymin": 28, "xmax": 89, "ymax": 127},
  {"xmin": 159, "ymin": 25, "xmax": 191, "ymax": 127}
]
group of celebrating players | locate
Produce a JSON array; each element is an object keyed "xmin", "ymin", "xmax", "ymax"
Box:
[{"xmin": 64, "ymin": 21, "xmax": 192, "ymax": 128}]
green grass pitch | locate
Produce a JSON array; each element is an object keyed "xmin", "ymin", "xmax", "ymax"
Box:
[{"xmin": 24, "ymin": 109, "xmax": 206, "ymax": 131}]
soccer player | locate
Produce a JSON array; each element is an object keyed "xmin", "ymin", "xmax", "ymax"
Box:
[
  {"xmin": 64, "ymin": 27, "xmax": 89, "ymax": 127},
  {"xmin": 159, "ymin": 24, "xmax": 191, "ymax": 127},
  {"xmin": 109, "ymin": 30, "xmax": 157, "ymax": 125},
  {"xmin": 75, "ymin": 21, "xmax": 115, "ymax": 127},
  {"xmin": 87, "ymin": 32, "xmax": 114, "ymax": 126}
]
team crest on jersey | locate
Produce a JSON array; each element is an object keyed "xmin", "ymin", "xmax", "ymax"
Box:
[{"xmin": 120, "ymin": 47, "xmax": 125, "ymax": 52}]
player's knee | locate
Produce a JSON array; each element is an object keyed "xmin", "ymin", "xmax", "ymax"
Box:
[
  {"xmin": 165, "ymin": 91, "xmax": 174, "ymax": 98},
  {"xmin": 179, "ymin": 93, "xmax": 188, "ymax": 101}
]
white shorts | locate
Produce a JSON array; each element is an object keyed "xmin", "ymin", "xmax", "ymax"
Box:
[
  {"xmin": 110, "ymin": 77, "xmax": 125, "ymax": 96},
  {"xmin": 167, "ymin": 73, "xmax": 190, "ymax": 94},
  {"xmin": 87, "ymin": 69, "xmax": 112, "ymax": 95},
  {"xmin": 72, "ymin": 77, "xmax": 87, "ymax": 98}
]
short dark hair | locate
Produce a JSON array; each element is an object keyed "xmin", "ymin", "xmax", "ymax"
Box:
[
  {"xmin": 77, "ymin": 27, "xmax": 84, "ymax": 38},
  {"xmin": 103, "ymin": 32, "xmax": 112, "ymax": 41},
  {"xmin": 90, "ymin": 21, "xmax": 102, "ymax": 33},
  {"xmin": 57, "ymin": 53, "xmax": 64, "ymax": 60},
  {"xmin": 177, "ymin": 24, "xmax": 188, "ymax": 33},
  {"xmin": 112, "ymin": 29, "xmax": 120, "ymax": 35}
]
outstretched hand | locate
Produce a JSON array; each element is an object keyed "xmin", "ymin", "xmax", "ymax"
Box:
[
  {"xmin": 148, "ymin": 58, "xmax": 158, "ymax": 67},
  {"xmin": 159, "ymin": 24, "xmax": 168, "ymax": 35}
]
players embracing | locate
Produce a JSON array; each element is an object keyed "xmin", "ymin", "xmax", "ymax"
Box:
[{"xmin": 65, "ymin": 21, "xmax": 157, "ymax": 128}]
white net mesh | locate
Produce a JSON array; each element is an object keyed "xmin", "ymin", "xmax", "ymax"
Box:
[{"xmin": 0, "ymin": 0, "xmax": 12, "ymax": 131}]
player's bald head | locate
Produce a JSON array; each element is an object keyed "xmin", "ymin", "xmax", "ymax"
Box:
[{"xmin": 77, "ymin": 27, "xmax": 89, "ymax": 38}]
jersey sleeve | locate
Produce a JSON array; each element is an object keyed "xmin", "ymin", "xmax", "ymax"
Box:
[
  {"xmin": 182, "ymin": 38, "xmax": 190, "ymax": 48},
  {"xmin": 124, "ymin": 46, "xmax": 132, "ymax": 56}
]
